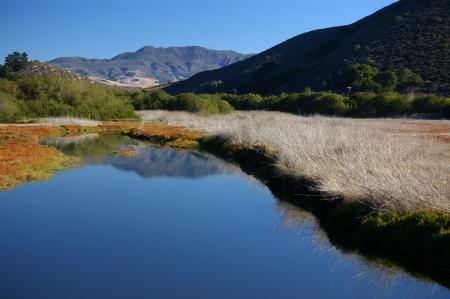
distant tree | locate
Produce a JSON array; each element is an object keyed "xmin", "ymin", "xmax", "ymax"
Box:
[
  {"xmin": 348, "ymin": 63, "xmax": 381, "ymax": 92},
  {"xmin": 4, "ymin": 52, "xmax": 28, "ymax": 72},
  {"xmin": 394, "ymin": 68, "xmax": 423, "ymax": 90},
  {"xmin": 375, "ymin": 70, "xmax": 398, "ymax": 91},
  {"xmin": 0, "ymin": 52, "xmax": 29, "ymax": 80}
]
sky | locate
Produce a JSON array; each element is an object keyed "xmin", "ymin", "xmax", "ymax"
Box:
[{"xmin": 1, "ymin": 0, "xmax": 397, "ymax": 61}]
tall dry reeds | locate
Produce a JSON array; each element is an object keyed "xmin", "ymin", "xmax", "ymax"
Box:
[{"xmin": 138, "ymin": 110, "xmax": 450, "ymax": 213}]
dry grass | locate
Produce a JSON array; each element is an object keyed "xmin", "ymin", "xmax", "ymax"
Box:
[{"xmin": 138, "ymin": 110, "xmax": 450, "ymax": 213}]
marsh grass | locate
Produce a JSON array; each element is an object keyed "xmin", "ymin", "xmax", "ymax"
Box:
[{"xmin": 138, "ymin": 110, "xmax": 450, "ymax": 213}]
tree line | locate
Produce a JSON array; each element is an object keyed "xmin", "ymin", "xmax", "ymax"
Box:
[
  {"xmin": 131, "ymin": 89, "xmax": 450, "ymax": 119},
  {"xmin": 1, "ymin": 51, "xmax": 448, "ymax": 122}
]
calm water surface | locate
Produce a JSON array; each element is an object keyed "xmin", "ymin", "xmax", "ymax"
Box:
[{"xmin": 0, "ymin": 135, "xmax": 448, "ymax": 299}]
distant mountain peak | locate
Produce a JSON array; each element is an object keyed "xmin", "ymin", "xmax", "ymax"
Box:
[{"xmin": 49, "ymin": 46, "xmax": 253, "ymax": 88}]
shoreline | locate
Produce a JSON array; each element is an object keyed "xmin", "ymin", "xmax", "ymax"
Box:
[{"xmin": 0, "ymin": 121, "xmax": 448, "ymax": 288}]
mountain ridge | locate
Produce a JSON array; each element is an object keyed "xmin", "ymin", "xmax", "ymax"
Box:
[
  {"xmin": 49, "ymin": 46, "xmax": 253, "ymax": 88},
  {"xmin": 166, "ymin": 0, "xmax": 450, "ymax": 95}
]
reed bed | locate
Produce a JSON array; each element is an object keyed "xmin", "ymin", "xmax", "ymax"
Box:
[{"xmin": 138, "ymin": 110, "xmax": 450, "ymax": 213}]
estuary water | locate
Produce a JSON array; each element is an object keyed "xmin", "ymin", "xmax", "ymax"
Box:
[{"xmin": 0, "ymin": 135, "xmax": 448, "ymax": 299}]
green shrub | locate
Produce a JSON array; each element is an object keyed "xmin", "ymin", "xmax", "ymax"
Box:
[
  {"xmin": 395, "ymin": 68, "xmax": 423, "ymax": 90},
  {"xmin": 133, "ymin": 91, "xmax": 234, "ymax": 114},
  {"xmin": 217, "ymin": 99, "xmax": 234, "ymax": 113},
  {"xmin": 9, "ymin": 75, "xmax": 136, "ymax": 120},
  {"xmin": 347, "ymin": 64, "xmax": 423, "ymax": 93},
  {"xmin": 312, "ymin": 92, "xmax": 349, "ymax": 115},
  {"xmin": 0, "ymin": 78, "xmax": 20, "ymax": 97},
  {"xmin": 131, "ymin": 90, "xmax": 175, "ymax": 110},
  {"xmin": 0, "ymin": 91, "xmax": 19, "ymax": 122},
  {"xmin": 348, "ymin": 63, "xmax": 381, "ymax": 92},
  {"xmin": 350, "ymin": 92, "xmax": 408, "ymax": 117},
  {"xmin": 357, "ymin": 210, "xmax": 450, "ymax": 270},
  {"xmin": 411, "ymin": 95, "xmax": 450, "ymax": 115}
]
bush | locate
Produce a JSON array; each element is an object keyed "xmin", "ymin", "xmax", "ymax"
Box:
[
  {"xmin": 348, "ymin": 92, "xmax": 377, "ymax": 116},
  {"xmin": 0, "ymin": 78, "xmax": 20, "ymax": 97},
  {"xmin": 133, "ymin": 91, "xmax": 234, "ymax": 114},
  {"xmin": 214, "ymin": 89, "xmax": 449, "ymax": 119},
  {"xmin": 348, "ymin": 63, "xmax": 381, "ymax": 92},
  {"xmin": 347, "ymin": 64, "xmax": 423, "ymax": 93},
  {"xmin": 395, "ymin": 68, "xmax": 423, "ymax": 90},
  {"xmin": 267, "ymin": 92, "xmax": 349, "ymax": 115},
  {"xmin": 411, "ymin": 95, "xmax": 450, "ymax": 115},
  {"xmin": 311, "ymin": 92, "xmax": 349, "ymax": 115},
  {"xmin": 217, "ymin": 99, "xmax": 234, "ymax": 113},
  {"xmin": 0, "ymin": 91, "xmax": 19, "ymax": 122},
  {"xmin": 348, "ymin": 92, "xmax": 408, "ymax": 117},
  {"xmin": 131, "ymin": 90, "xmax": 175, "ymax": 110}
]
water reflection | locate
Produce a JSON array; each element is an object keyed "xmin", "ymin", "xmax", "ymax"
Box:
[
  {"xmin": 273, "ymin": 201, "xmax": 445, "ymax": 298},
  {"xmin": 43, "ymin": 134, "xmax": 238, "ymax": 178},
  {"xmin": 6, "ymin": 134, "xmax": 443, "ymax": 298}
]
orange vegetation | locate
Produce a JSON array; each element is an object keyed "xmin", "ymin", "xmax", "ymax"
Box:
[
  {"xmin": 0, "ymin": 122, "xmax": 203, "ymax": 190},
  {"xmin": 0, "ymin": 125, "xmax": 80, "ymax": 190},
  {"xmin": 384, "ymin": 120, "xmax": 450, "ymax": 143},
  {"xmin": 127, "ymin": 123, "xmax": 203, "ymax": 148}
]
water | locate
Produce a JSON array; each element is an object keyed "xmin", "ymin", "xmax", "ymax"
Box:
[{"xmin": 0, "ymin": 135, "xmax": 448, "ymax": 299}]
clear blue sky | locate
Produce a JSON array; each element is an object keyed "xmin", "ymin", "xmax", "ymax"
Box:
[{"xmin": 1, "ymin": 0, "xmax": 397, "ymax": 61}]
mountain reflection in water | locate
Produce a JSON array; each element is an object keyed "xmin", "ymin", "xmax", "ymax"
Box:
[{"xmin": 43, "ymin": 134, "xmax": 238, "ymax": 178}]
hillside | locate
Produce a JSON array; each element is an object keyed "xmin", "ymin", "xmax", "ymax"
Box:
[
  {"xmin": 49, "ymin": 46, "xmax": 253, "ymax": 88},
  {"xmin": 166, "ymin": 0, "xmax": 450, "ymax": 95},
  {"xmin": 17, "ymin": 61, "xmax": 94, "ymax": 83}
]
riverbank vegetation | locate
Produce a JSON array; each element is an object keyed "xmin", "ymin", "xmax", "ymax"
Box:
[
  {"xmin": 131, "ymin": 90, "xmax": 234, "ymax": 114},
  {"xmin": 0, "ymin": 125, "xmax": 80, "ymax": 190},
  {"xmin": 133, "ymin": 88, "xmax": 450, "ymax": 118},
  {"xmin": 139, "ymin": 110, "xmax": 450, "ymax": 213}
]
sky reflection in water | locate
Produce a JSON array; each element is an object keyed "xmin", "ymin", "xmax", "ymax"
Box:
[{"xmin": 0, "ymin": 135, "xmax": 448, "ymax": 299}]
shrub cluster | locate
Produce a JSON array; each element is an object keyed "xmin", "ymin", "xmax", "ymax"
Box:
[
  {"xmin": 131, "ymin": 90, "xmax": 234, "ymax": 114},
  {"xmin": 0, "ymin": 76, "xmax": 136, "ymax": 122},
  {"xmin": 347, "ymin": 64, "xmax": 424, "ymax": 93},
  {"xmin": 134, "ymin": 89, "xmax": 450, "ymax": 118},
  {"xmin": 213, "ymin": 90, "xmax": 450, "ymax": 118}
]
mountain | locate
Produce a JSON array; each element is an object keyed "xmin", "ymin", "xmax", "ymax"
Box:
[
  {"xmin": 166, "ymin": 0, "xmax": 450, "ymax": 95},
  {"xmin": 49, "ymin": 46, "xmax": 253, "ymax": 88}
]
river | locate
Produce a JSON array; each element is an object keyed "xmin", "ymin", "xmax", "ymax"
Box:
[{"xmin": 0, "ymin": 135, "xmax": 448, "ymax": 298}]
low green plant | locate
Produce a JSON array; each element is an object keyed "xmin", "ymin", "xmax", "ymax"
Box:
[{"xmin": 0, "ymin": 91, "xmax": 19, "ymax": 122}]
